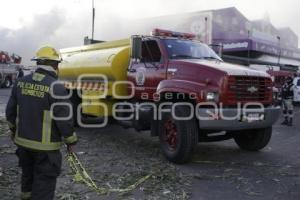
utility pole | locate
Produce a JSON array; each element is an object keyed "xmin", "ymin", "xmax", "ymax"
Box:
[
  {"xmin": 277, "ymin": 36, "xmax": 281, "ymax": 66},
  {"xmin": 92, "ymin": 0, "xmax": 95, "ymax": 40}
]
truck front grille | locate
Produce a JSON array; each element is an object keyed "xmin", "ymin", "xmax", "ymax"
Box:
[{"xmin": 227, "ymin": 76, "xmax": 272, "ymax": 103}]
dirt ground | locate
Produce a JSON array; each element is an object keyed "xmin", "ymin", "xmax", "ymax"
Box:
[{"xmin": 1, "ymin": 88, "xmax": 300, "ymax": 200}]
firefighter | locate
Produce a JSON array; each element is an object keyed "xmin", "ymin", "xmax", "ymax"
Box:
[
  {"xmin": 5, "ymin": 46, "xmax": 78, "ymax": 200},
  {"xmin": 281, "ymin": 76, "xmax": 294, "ymax": 126},
  {"xmin": 16, "ymin": 66, "xmax": 24, "ymax": 79}
]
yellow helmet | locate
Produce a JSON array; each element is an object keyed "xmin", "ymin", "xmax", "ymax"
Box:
[{"xmin": 32, "ymin": 46, "xmax": 62, "ymax": 62}]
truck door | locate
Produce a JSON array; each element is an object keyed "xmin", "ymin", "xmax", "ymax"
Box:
[{"xmin": 128, "ymin": 39, "xmax": 167, "ymax": 101}]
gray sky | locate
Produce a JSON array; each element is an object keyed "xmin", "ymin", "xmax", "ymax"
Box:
[{"xmin": 0, "ymin": 0, "xmax": 299, "ymax": 65}]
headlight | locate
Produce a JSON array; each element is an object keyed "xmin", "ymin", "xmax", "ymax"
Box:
[{"xmin": 206, "ymin": 92, "xmax": 219, "ymax": 102}]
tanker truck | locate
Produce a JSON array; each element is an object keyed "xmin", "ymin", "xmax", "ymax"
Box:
[{"xmin": 59, "ymin": 28, "xmax": 280, "ymax": 163}]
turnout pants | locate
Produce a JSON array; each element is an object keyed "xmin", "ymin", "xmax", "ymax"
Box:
[
  {"xmin": 16, "ymin": 148, "xmax": 62, "ymax": 200},
  {"xmin": 282, "ymin": 99, "xmax": 294, "ymax": 120}
]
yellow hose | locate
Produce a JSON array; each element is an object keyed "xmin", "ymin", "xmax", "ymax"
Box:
[{"xmin": 66, "ymin": 152, "xmax": 151, "ymax": 195}]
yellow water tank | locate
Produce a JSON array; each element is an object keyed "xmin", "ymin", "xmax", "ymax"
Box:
[{"xmin": 59, "ymin": 39, "xmax": 131, "ymax": 99}]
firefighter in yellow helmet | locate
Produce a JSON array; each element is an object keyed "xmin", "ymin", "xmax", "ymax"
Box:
[
  {"xmin": 281, "ymin": 76, "xmax": 295, "ymax": 126},
  {"xmin": 6, "ymin": 46, "xmax": 78, "ymax": 200}
]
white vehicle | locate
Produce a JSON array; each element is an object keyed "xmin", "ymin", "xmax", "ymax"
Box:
[
  {"xmin": 0, "ymin": 63, "xmax": 18, "ymax": 88},
  {"xmin": 294, "ymin": 77, "xmax": 300, "ymax": 104}
]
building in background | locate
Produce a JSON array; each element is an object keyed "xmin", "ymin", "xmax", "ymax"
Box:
[
  {"xmin": 211, "ymin": 7, "xmax": 300, "ymax": 73},
  {"xmin": 126, "ymin": 7, "xmax": 300, "ymax": 73}
]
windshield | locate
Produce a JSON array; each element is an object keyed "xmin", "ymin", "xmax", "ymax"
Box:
[{"xmin": 163, "ymin": 39, "xmax": 222, "ymax": 61}]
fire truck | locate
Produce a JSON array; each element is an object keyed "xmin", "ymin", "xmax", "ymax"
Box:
[
  {"xmin": 0, "ymin": 51, "xmax": 22, "ymax": 88},
  {"xmin": 59, "ymin": 29, "xmax": 280, "ymax": 163}
]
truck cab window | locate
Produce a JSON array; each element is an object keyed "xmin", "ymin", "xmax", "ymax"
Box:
[
  {"xmin": 141, "ymin": 40, "xmax": 162, "ymax": 63},
  {"xmin": 163, "ymin": 39, "xmax": 222, "ymax": 61}
]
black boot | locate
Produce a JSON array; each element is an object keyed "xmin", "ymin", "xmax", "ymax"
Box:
[
  {"xmin": 287, "ymin": 118, "xmax": 293, "ymax": 126},
  {"xmin": 281, "ymin": 117, "xmax": 288, "ymax": 125}
]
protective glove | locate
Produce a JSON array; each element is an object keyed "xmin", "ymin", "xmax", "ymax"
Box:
[{"xmin": 67, "ymin": 143, "xmax": 76, "ymax": 153}]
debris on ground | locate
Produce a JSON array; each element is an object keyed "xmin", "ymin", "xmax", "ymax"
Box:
[
  {"xmin": 0, "ymin": 116, "xmax": 300, "ymax": 199},
  {"xmin": 56, "ymin": 128, "xmax": 192, "ymax": 199}
]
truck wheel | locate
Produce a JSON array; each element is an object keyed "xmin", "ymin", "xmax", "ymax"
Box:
[
  {"xmin": 233, "ymin": 127, "xmax": 272, "ymax": 151},
  {"xmin": 158, "ymin": 105, "xmax": 198, "ymax": 164},
  {"xmin": 3, "ymin": 77, "xmax": 12, "ymax": 88}
]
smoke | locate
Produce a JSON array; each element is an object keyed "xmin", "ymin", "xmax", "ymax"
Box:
[
  {"xmin": 0, "ymin": 7, "xmax": 92, "ymax": 66},
  {"xmin": 0, "ymin": 6, "xmax": 136, "ymax": 66},
  {"xmin": 0, "ymin": 8, "xmax": 66, "ymax": 65}
]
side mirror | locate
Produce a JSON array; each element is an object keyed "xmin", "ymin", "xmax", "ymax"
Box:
[
  {"xmin": 131, "ymin": 36, "xmax": 142, "ymax": 60},
  {"xmin": 209, "ymin": 44, "xmax": 223, "ymax": 58}
]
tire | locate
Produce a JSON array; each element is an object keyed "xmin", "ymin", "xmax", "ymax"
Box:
[
  {"xmin": 158, "ymin": 104, "xmax": 198, "ymax": 164},
  {"xmin": 233, "ymin": 127, "xmax": 272, "ymax": 151},
  {"xmin": 3, "ymin": 77, "xmax": 12, "ymax": 88}
]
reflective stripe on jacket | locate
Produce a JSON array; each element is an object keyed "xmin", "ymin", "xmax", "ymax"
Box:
[{"xmin": 6, "ymin": 66, "xmax": 77, "ymax": 151}]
